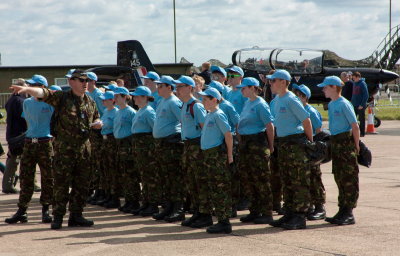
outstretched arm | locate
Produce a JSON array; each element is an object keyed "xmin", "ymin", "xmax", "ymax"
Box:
[{"xmin": 10, "ymin": 85, "xmax": 44, "ymax": 98}]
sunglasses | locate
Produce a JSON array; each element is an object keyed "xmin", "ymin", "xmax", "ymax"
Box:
[
  {"xmin": 71, "ymin": 77, "xmax": 89, "ymax": 83},
  {"xmin": 227, "ymin": 74, "xmax": 241, "ymax": 79}
]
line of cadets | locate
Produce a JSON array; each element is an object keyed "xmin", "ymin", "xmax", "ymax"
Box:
[{"xmin": 6, "ymin": 66, "xmax": 360, "ymax": 234}]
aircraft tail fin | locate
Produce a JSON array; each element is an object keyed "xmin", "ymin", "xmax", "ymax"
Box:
[
  {"xmin": 371, "ymin": 24, "xmax": 400, "ymax": 70},
  {"xmin": 117, "ymin": 40, "xmax": 156, "ymax": 72}
]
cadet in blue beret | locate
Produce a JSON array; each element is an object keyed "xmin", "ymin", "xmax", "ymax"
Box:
[
  {"xmin": 210, "ymin": 65, "xmax": 231, "ymax": 98},
  {"xmin": 225, "ymin": 66, "xmax": 247, "ymax": 114},
  {"xmin": 268, "ymin": 69, "xmax": 313, "ymax": 230},
  {"xmin": 318, "ymin": 76, "xmax": 360, "ymax": 226},
  {"xmin": 198, "ymin": 88, "xmax": 234, "ymax": 234},
  {"xmin": 141, "ymin": 71, "xmax": 161, "ymax": 110},
  {"xmin": 113, "ymin": 87, "xmax": 140, "ymax": 214},
  {"xmin": 292, "ymin": 83, "xmax": 326, "ymax": 221},
  {"xmin": 129, "ymin": 86, "xmax": 158, "ymax": 217},
  {"xmin": 236, "ymin": 77, "xmax": 275, "ymax": 225}
]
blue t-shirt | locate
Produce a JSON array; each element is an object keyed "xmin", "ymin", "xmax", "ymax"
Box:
[
  {"xmin": 87, "ymin": 88, "xmax": 106, "ymax": 117},
  {"xmin": 131, "ymin": 104, "xmax": 156, "ymax": 134},
  {"xmin": 238, "ymin": 96, "xmax": 274, "ymax": 135},
  {"xmin": 150, "ymin": 91, "xmax": 162, "ymax": 110},
  {"xmin": 22, "ymin": 97, "xmax": 54, "ymax": 138},
  {"xmin": 219, "ymin": 99, "xmax": 240, "ymax": 133},
  {"xmin": 201, "ymin": 108, "xmax": 231, "ymax": 150},
  {"xmin": 304, "ymin": 104, "xmax": 322, "ymax": 136},
  {"xmin": 181, "ymin": 97, "xmax": 206, "ymax": 140},
  {"xmin": 272, "ymin": 91, "xmax": 309, "ymax": 137},
  {"xmin": 328, "ymin": 97, "xmax": 357, "ymax": 135},
  {"xmin": 226, "ymin": 88, "xmax": 247, "ymax": 114},
  {"xmin": 153, "ymin": 94, "xmax": 182, "ymax": 138},
  {"xmin": 101, "ymin": 107, "xmax": 118, "ymax": 135},
  {"xmin": 113, "ymin": 106, "xmax": 136, "ymax": 139},
  {"xmin": 222, "ymin": 86, "xmax": 232, "ymax": 99}
]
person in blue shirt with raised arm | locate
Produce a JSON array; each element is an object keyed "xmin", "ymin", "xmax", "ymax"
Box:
[
  {"xmin": 141, "ymin": 71, "xmax": 161, "ymax": 110},
  {"xmin": 151, "ymin": 76, "xmax": 184, "ymax": 222},
  {"xmin": 292, "ymin": 83, "xmax": 326, "ymax": 221},
  {"xmin": 129, "ymin": 86, "xmax": 158, "ymax": 217},
  {"xmin": 268, "ymin": 69, "xmax": 313, "ymax": 230},
  {"xmin": 226, "ymin": 66, "xmax": 247, "ymax": 114},
  {"xmin": 350, "ymin": 72, "xmax": 369, "ymax": 137},
  {"xmin": 5, "ymin": 75, "xmax": 54, "ymax": 225},
  {"xmin": 198, "ymin": 88, "xmax": 233, "ymax": 234},
  {"xmin": 174, "ymin": 76, "xmax": 208, "ymax": 227},
  {"xmin": 318, "ymin": 76, "xmax": 360, "ymax": 226},
  {"xmin": 235, "ymin": 77, "xmax": 275, "ymax": 225},
  {"xmin": 96, "ymin": 91, "xmax": 120, "ymax": 209},
  {"xmin": 113, "ymin": 87, "xmax": 140, "ymax": 214}
]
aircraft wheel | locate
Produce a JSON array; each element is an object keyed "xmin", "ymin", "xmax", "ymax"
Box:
[{"xmin": 374, "ymin": 117, "xmax": 381, "ymax": 128}]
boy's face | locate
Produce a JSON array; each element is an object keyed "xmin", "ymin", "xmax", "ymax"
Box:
[
  {"xmin": 270, "ymin": 78, "xmax": 286, "ymax": 94},
  {"xmin": 202, "ymin": 96, "xmax": 216, "ymax": 111},
  {"xmin": 322, "ymin": 85, "xmax": 337, "ymax": 99}
]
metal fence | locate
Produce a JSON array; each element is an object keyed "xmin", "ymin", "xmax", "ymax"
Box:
[{"xmin": 0, "ymin": 93, "xmax": 12, "ymax": 108}]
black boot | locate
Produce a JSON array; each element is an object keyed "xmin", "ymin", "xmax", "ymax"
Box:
[
  {"xmin": 269, "ymin": 210, "xmax": 293, "ymax": 227},
  {"xmin": 164, "ymin": 202, "xmax": 185, "ymax": 223},
  {"xmin": 131, "ymin": 202, "xmax": 148, "ymax": 215},
  {"xmin": 325, "ymin": 208, "xmax": 344, "ymax": 224},
  {"xmin": 237, "ymin": 198, "xmax": 249, "ymax": 211},
  {"xmin": 127, "ymin": 201, "xmax": 141, "ymax": 215},
  {"xmin": 96, "ymin": 192, "xmax": 111, "ymax": 206},
  {"xmin": 307, "ymin": 204, "xmax": 326, "ymax": 220},
  {"xmin": 51, "ymin": 215, "xmax": 63, "ymax": 230},
  {"xmin": 190, "ymin": 214, "xmax": 213, "ymax": 228},
  {"xmin": 118, "ymin": 201, "xmax": 132, "ymax": 212},
  {"xmin": 86, "ymin": 189, "xmax": 94, "ymax": 203},
  {"xmin": 181, "ymin": 210, "xmax": 200, "ymax": 227},
  {"xmin": 273, "ymin": 203, "xmax": 285, "ymax": 215},
  {"xmin": 240, "ymin": 212, "xmax": 260, "ymax": 223},
  {"xmin": 231, "ymin": 205, "xmax": 237, "ymax": 218},
  {"xmin": 140, "ymin": 203, "xmax": 159, "ymax": 217},
  {"xmin": 335, "ymin": 207, "xmax": 355, "ymax": 225},
  {"xmin": 88, "ymin": 189, "xmax": 103, "ymax": 205},
  {"xmin": 104, "ymin": 195, "xmax": 121, "ymax": 209},
  {"xmin": 253, "ymin": 214, "xmax": 273, "ymax": 224},
  {"xmin": 281, "ymin": 213, "xmax": 306, "ymax": 230},
  {"xmin": 152, "ymin": 202, "xmax": 173, "ymax": 220},
  {"xmin": 42, "ymin": 205, "xmax": 52, "ymax": 223},
  {"xmin": 5, "ymin": 207, "xmax": 27, "ymax": 224},
  {"xmin": 206, "ymin": 219, "xmax": 232, "ymax": 234},
  {"xmin": 68, "ymin": 213, "xmax": 94, "ymax": 227}
]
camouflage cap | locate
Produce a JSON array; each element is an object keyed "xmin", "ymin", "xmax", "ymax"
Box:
[{"xmin": 70, "ymin": 69, "xmax": 88, "ymax": 79}]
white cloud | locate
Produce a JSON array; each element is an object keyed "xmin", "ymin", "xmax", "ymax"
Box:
[{"xmin": 0, "ymin": 0, "xmax": 399, "ymax": 67}]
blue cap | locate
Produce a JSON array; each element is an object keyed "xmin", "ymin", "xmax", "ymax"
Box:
[
  {"xmin": 105, "ymin": 84, "xmax": 118, "ymax": 91},
  {"xmin": 154, "ymin": 75, "xmax": 176, "ymax": 87},
  {"xmin": 317, "ymin": 76, "xmax": 343, "ymax": 87},
  {"xmin": 99, "ymin": 91, "xmax": 115, "ymax": 100},
  {"xmin": 65, "ymin": 69, "xmax": 76, "ymax": 78},
  {"xmin": 173, "ymin": 75, "xmax": 195, "ymax": 87},
  {"xmin": 198, "ymin": 88, "xmax": 222, "ymax": 101},
  {"xmin": 49, "ymin": 85, "xmax": 62, "ymax": 91},
  {"xmin": 210, "ymin": 66, "xmax": 227, "ymax": 77},
  {"xmin": 26, "ymin": 74, "xmax": 48, "ymax": 87},
  {"xmin": 266, "ymin": 69, "xmax": 291, "ymax": 81},
  {"xmin": 113, "ymin": 87, "xmax": 129, "ymax": 95},
  {"xmin": 130, "ymin": 86, "xmax": 152, "ymax": 96},
  {"xmin": 226, "ymin": 66, "xmax": 244, "ymax": 77},
  {"xmin": 292, "ymin": 84, "xmax": 311, "ymax": 99},
  {"xmin": 236, "ymin": 77, "xmax": 260, "ymax": 88},
  {"xmin": 141, "ymin": 71, "xmax": 160, "ymax": 81},
  {"xmin": 86, "ymin": 72, "xmax": 98, "ymax": 81},
  {"xmin": 208, "ymin": 81, "xmax": 225, "ymax": 94}
]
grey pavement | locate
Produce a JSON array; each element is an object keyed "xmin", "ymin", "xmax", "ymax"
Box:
[{"xmin": 0, "ymin": 121, "xmax": 399, "ymax": 256}]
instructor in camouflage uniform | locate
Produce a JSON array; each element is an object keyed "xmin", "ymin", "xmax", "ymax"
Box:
[{"xmin": 10, "ymin": 70, "xmax": 100, "ymax": 230}]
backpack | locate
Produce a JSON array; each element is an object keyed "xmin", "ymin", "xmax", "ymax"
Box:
[{"xmin": 186, "ymin": 100, "xmax": 201, "ymax": 130}]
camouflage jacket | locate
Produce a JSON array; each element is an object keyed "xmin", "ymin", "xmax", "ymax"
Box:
[{"xmin": 43, "ymin": 89, "xmax": 99, "ymax": 144}]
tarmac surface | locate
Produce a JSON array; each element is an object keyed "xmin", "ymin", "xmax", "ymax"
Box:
[{"xmin": 0, "ymin": 121, "xmax": 399, "ymax": 256}]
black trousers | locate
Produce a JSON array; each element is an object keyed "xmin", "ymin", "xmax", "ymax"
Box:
[{"xmin": 354, "ymin": 107, "xmax": 366, "ymax": 136}]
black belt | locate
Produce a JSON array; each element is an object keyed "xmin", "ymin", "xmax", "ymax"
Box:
[
  {"xmin": 184, "ymin": 137, "xmax": 201, "ymax": 146},
  {"xmin": 132, "ymin": 132, "xmax": 152, "ymax": 138},
  {"xmin": 331, "ymin": 131, "xmax": 352, "ymax": 142},
  {"xmin": 25, "ymin": 137, "xmax": 52, "ymax": 143},
  {"xmin": 278, "ymin": 133, "xmax": 306, "ymax": 143}
]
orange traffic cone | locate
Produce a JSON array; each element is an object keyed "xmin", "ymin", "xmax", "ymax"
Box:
[{"xmin": 366, "ymin": 106, "xmax": 378, "ymax": 134}]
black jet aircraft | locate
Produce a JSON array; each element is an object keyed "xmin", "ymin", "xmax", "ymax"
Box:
[{"xmin": 231, "ymin": 47, "xmax": 399, "ymax": 105}]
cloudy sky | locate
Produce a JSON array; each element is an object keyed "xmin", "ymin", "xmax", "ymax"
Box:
[{"xmin": 0, "ymin": 0, "xmax": 399, "ymax": 67}]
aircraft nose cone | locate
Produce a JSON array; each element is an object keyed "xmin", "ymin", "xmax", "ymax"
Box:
[{"xmin": 380, "ymin": 69, "xmax": 399, "ymax": 83}]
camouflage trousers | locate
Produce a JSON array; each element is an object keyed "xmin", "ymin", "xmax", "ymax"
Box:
[
  {"xmin": 18, "ymin": 140, "xmax": 54, "ymax": 209},
  {"xmin": 89, "ymin": 132, "xmax": 103, "ymax": 190},
  {"xmin": 331, "ymin": 133, "xmax": 359, "ymax": 208},
  {"xmin": 100, "ymin": 135, "xmax": 120, "ymax": 195},
  {"xmin": 310, "ymin": 164, "xmax": 326, "ymax": 205},
  {"xmin": 230, "ymin": 135, "xmax": 241, "ymax": 206},
  {"xmin": 52, "ymin": 139, "xmax": 91, "ymax": 216},
  {"xmin": 203, "ymin": 146, "xmax": 232, "ymax": 221},
  {"xmin": 238, "ymin": 140, "xmax": 272, "ymax": 215},
  {"xmin": 152, "ymin": 138, "xmax": 184, "ymax": 203},
  {"xmin": 182, "ymin": 141, "xmax": 211, "ymax": 213},
  {"xmin": 132, "ymin": 133, "xmax": 156, "ymax": 203},
  {"xmin": 278, "ymin": 135, "xmax": 311, "ymax": 213},
  {"xmin": 270, "ymin": 151, "xmax": 283, "ymax": 208},
  {"xmin": 116, "ymin": 136, "xmax": 141, "ymax": 202}
]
